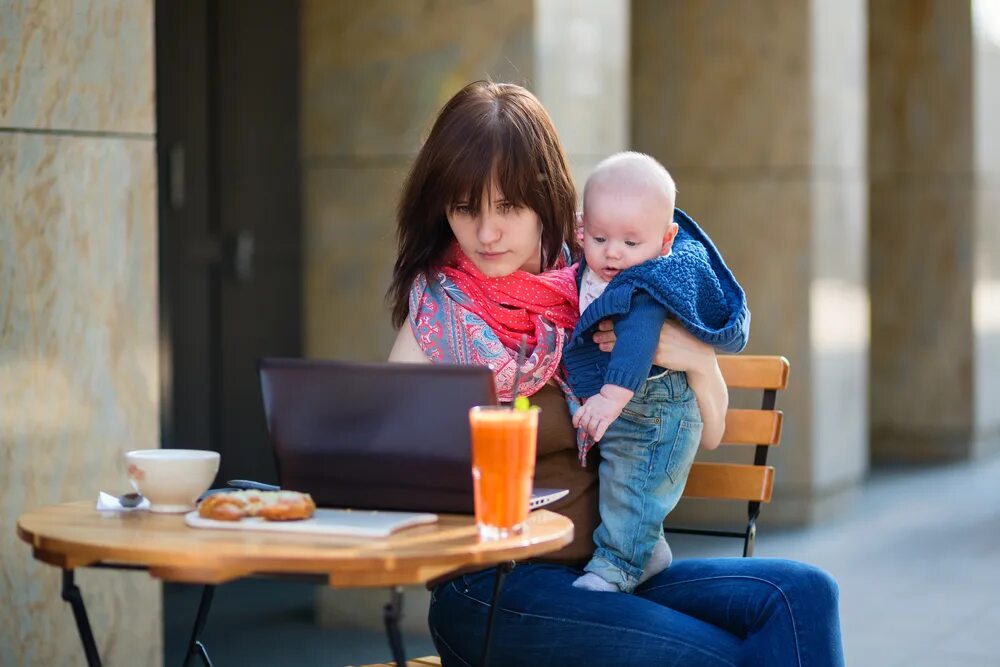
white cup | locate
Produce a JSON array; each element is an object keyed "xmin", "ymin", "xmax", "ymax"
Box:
[{"xmin": 124, "ymin": 449, "xmax": 221, "ymax": 514}]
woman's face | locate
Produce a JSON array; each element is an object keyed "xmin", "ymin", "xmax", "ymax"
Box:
[{"xmin": 446, "ymin": 184, "xmax": 543, "ymax": 277}]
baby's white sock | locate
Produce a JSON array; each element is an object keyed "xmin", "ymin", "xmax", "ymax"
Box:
[
  {"xmin": 638, "ymin": 536, "xmax": 673, "ymax": 585},
  {"xmin": 572, "ymin": 572, "xmax": 620, "ymax": 593}
]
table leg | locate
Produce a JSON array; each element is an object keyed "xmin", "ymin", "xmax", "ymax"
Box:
[
  {"xmin": 479, "ymin": 560, "xmax": 514, "ymax": 667},
  {"xmin": 383, "ymin": 586, "xmax": 406, "ymax": 667},
  {"xmin": 61, "ymin": 569, "xmax": 102, "ymax": 667},
  {"xmin": 183, "ymin": 585, "xmax": 216, "ymax": 667}
]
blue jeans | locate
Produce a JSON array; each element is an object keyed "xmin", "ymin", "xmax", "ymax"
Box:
[
  {"xmin": 428, "ymin": 559, "xmax": 845, "ymax": 666},
  {"xmin": 585, "ymin": 371, "xmax": 702, "ymax": 591}
]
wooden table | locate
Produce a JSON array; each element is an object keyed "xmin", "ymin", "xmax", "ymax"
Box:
[{"xmin": 18, "ymin": 502, "xmax": 573, "ymax": 667}]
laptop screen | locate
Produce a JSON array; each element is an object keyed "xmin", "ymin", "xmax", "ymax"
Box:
[{"xmin": 259, "ymin": 358, "xmax": 496, "ymax": 513}]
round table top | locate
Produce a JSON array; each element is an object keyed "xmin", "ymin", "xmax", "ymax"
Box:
[{"xmin": 17, "ymin": 502, "xmax": 574, "ymax": 587}]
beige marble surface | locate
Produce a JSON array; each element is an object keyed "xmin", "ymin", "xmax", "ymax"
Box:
[
  {"xmin": 631, "ymin": 0, "xmax": 811, "ymax": 170},
  {"xmin": 633, "ymin": 0, "xmax": 868, "ymax": 525},
  {"xmin": 868, "ymin": 0, "xmax": 973, "ymax": 177},
  {"xmin": 303, "ymin": 165, "xmax": 402, "ymax": 360},
  {"xmin": 868, "ymin": 0, "xmax": 1000, "ymax": 462},
  {"xmin": 535, "ymin": 0, "xmax": 627, "ymax": 176},
  {"xmin": 973, "ymin": 11, "xmax": 1000, "ymax": 451},
  {"xmin": 974, "ymin": 184, "xmax": 1000, "ymax": 454},
  {"xmin": 869, "ymin": 181, "xmax": 976, "ymax": 434},
  {"xmin": 0, "ymin": 133, "xmax": 161, "ymax": 665},
  {"xmin": 811, "ymin": 0, "xmax": 867, "ymax": 172},
  {"xmin": 0, "ymin": 0, "xmax": 155, "ymax": 134},
  {"xmin": 301, "ymin": 1, "xmax": 539, "ymax": 362},
  {"xmin": 301, "ymin": 0, "xmax": 533, "ymax": 160}
]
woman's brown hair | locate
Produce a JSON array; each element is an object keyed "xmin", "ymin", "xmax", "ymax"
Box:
[{"xmin": 387, "ymin": 81, "xmax": 578, "ymax": 328}]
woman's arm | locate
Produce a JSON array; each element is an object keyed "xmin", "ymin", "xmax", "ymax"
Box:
[
  {"xmin": 388, "ymin": 325, "xmax": 430, "ymax": 364},
  {"xmin": 654, "ymin": 321, "xmax": 727, "ymax": 449},
  {"xmin": 592, "ymin": 319, "xmax": 728, "ymax": 449},
  {"xmin": 686, "ymin": 357, "xmax": 728, "ymax": 450}
]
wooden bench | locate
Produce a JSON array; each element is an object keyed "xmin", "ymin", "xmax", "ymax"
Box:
[{"xmin": 360, "ymin": 355, "xmax": 790, "ymax": 667}]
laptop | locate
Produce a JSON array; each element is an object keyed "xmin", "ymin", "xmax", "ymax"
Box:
[{"xmin": 257, "ymin": 358, "xmax": 568, "ymax": 514}]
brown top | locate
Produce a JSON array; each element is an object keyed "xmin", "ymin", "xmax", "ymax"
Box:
[{"xmin": 530, "ymin": 382, "xmax": 598, "ymax": 568}]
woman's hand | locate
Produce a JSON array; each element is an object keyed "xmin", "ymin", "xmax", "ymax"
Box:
[
  {"xmin": 592, "ymin": 320, "xmax": 617, "ymax": 352},
  {"xmin": 652, "ymin": 320, "xmax": 717, "ymax": 376},
  {"xmin": 651, "ymin": 322, "xmax": 728, "ymax": 450}
]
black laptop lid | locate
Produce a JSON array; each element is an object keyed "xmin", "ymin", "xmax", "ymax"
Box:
[{"xmin": 259, "ymin": 358, "xmax": 496, "ymax": 513}]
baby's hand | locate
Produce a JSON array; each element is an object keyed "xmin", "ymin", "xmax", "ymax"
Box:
[{"xmin": 572, "ymin": 385, "xmax": 635, "ymax": 442}]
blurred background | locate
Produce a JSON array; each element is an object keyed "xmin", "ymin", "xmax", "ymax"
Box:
[{"xmin": 1, "ymin": 1, "xmax": 998, "ymax": 665}]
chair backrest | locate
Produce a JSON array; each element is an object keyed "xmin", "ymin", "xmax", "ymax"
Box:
[
  {"xmin": 680, "ymin": 355, "xmax": 789, "ymax": 504},
  {"xmin": 665, "ymin": 355, "xmax": 789, "ymax": 556}
]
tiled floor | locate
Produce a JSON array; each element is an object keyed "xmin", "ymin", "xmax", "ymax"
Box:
[
  {"xmin": 164, "ymin": 456, "xmax": 1000, "ymax": 666},
  {"xmin": 749, "ymin": 458, "xmax": 1000, "ymax": 667}
]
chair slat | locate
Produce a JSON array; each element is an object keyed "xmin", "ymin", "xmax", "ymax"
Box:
[
  {"xmin": 718, "ymin": 355, "xmax": 789, "ymax": 390},
  {"xmin": 722, "ymin": 409, "xmax": 783, "ymax": 446},
  {"xmin": 357, "ymin": 659, "xmax": 441, "ymax": 667},
  {"xmin": 682, "ymin": 463, "xmax": 774, "ymax": 502}
]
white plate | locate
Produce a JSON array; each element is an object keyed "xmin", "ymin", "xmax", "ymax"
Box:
[{"xmin": 184, "ymin": 507, "xmax": 438, "ymax": 538}]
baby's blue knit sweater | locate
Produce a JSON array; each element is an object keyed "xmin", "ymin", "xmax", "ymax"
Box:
[{"xmin": 564, "ymin": 209, "xmax": 750, "ymax": 398}]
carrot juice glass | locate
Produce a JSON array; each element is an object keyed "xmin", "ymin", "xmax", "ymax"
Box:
[{"xmin": 468, "ymin": 406, "xmax": 539, "ymax": 539}]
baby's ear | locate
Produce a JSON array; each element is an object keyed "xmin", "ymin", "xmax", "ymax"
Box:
[
  {"xmin": 574, "ymin": 211, "xmax": 585, "ymax": 244},
  {"xmin": 660, "ymin": 222, "xmax": 679, "ymax": 255}
]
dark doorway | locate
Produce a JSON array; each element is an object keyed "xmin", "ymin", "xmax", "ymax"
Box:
[{"xmin": 156, "ymin": 0, "xmax": 302, "ymax": 485}]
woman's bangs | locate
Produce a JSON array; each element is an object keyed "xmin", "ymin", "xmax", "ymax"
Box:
[
  {"xmin": 492, "ymin": 136, "xmax": 535, "ymax": 209},
  {"xmin": 493, "ymin": 121, "xmax": 543, "ymax": 209},
  {"xmin": 439, "ymin": 130, "xmax": 496, "ymax": 213}
]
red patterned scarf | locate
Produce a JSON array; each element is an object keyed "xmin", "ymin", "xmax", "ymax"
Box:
[
  {"xmin": 439, "ymin": 244, "xmax": 579, "ymax": 349},
  {"xmin": 409, "ymin": 242, "xmax": 579, "ymax": 401}
]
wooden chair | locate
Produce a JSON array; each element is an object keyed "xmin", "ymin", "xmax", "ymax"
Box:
[
  {"xmin": 664, "ymin": 354, "xmax": 789, "ymax": 557},
  {"xmin": 360, "ymin": 355, "xmax": 790, "ymax": 667}
]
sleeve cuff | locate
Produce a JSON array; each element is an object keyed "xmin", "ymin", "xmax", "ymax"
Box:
[{"xmin": 604, "ymin": 367, "xmax": 647, "ymax": 393}]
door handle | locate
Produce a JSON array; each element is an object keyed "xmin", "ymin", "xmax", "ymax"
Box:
[{"xmin": 228, "ymin": 229, "xmax": 255, "ymax": 283}]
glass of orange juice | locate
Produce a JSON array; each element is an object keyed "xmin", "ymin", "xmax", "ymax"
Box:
[{"xmin": 468, "ymin": 406, "xmax": 539, "ymax": 539}]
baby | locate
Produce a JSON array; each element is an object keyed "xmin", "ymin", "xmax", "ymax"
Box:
[{"xmin": 563, "ymin": 152, "xmax": 749, "ymax": 593}]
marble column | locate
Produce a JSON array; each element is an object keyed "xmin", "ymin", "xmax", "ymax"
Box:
[
  {"xmin": 973, "ymin": 0, "xmax": 1000, "ymax": 457},
  {"xmin": 301, "ymin": 0, "xmax": 533, "ymax": 361},
  {"xmin": 632, "ymin": 0, "xmax": 869, "ymax": 526},
  {"xmin": 534, "ymin": 0, "xmax": 629, "ymax": 195},
  {"xmin": 0, "ymin": 1, "xmax": 161, "ymax": 666},
  {"xmin": 869, "ymin": 0, "xmax": 1000, "ymax": 462}
]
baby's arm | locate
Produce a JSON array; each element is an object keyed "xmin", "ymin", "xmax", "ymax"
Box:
[{"xmin": 572, "ymin": 293, "xmax": 667, "ymax": 441}]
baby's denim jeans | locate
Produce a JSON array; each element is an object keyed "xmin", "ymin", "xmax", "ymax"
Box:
[{"xmin": 584, "ymin": 370, "xmax": 702, "ymax": 592}]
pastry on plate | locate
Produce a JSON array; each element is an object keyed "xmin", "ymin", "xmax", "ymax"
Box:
[{"xmin": 197, "ymin": 490, "xmax": 315, "ymax": 521}]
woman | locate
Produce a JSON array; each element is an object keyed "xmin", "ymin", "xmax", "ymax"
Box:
[{"xmin": 387, "ymin": 81, "xmax": 844, "ymax": 666}]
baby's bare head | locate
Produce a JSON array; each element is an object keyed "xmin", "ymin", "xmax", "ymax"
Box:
[
  {"xmin": 583, "ymin": 152, "xmax": 676, "ymax": 234},
  {"xmin": 581, "ymin": 153, "xmax": 680, "ymax": 278}
]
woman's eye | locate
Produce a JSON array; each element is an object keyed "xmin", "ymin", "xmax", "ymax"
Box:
[
  {"xmin": 497, "ymin": 202, "xmax": 514, "ymax": 213},
  {"xmin": 453, "ymin": 204, "xmax": 473, "ymax": 216}
]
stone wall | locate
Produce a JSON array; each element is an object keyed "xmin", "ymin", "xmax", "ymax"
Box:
[
  {"xmin": 870, "ymin": 0, "xmax": 1000, "ymax": 461},
  {"xmin": 0, "ymin": 1, "xmax": 161, "ymax": 665},
  {"xmin": 632, "ymin": 0, "xmax": 869, "ymax": 525},
  {"xmin": 301, "ymin": 0, "xmax": 533, "ymax": 361}
]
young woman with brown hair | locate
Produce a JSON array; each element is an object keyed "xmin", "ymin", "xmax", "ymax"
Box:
[{"xmin": 387, "ymin": 81, "xmax": 844, "ymax": 667}]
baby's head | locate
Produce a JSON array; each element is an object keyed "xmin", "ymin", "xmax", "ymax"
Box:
[{"xmin": 581, "ymin": 152, "xmax": 678, "ymax": 281}]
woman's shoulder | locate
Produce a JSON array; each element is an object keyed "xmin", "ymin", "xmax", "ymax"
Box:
[{"xmin": 387, "ymin": 325, "xmax": 430, "ymax": 363}]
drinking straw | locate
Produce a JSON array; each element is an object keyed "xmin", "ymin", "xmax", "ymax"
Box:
[{"xmin": 511, "ymin": 334, "xmax": 529, "ymax": 410}]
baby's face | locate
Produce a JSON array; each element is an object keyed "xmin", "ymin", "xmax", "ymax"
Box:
[{"xmin": 582, "ymin": 187, "xmax": 674, "ymax": 282}]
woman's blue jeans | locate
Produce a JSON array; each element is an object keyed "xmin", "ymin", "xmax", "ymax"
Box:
[{"xmin": 428, "ymin": 558, "xmax": 844, "ymax": 666}]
